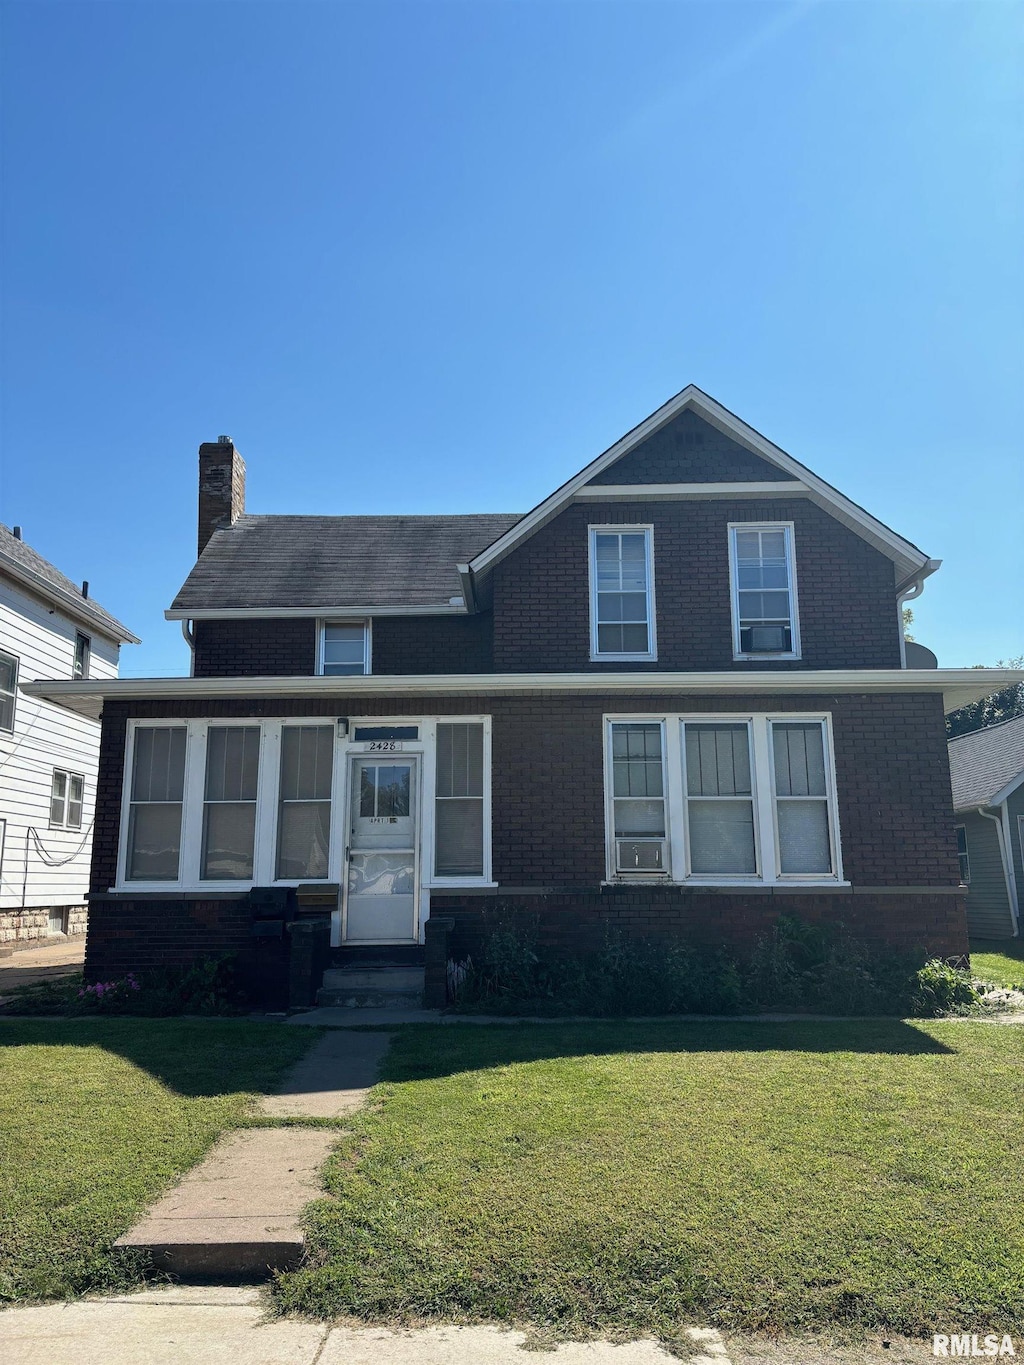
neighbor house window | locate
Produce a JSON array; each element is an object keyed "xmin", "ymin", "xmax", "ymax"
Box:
[
  {"xmin": 320, "ymin": 622, "xmax": 369, "ymax": 675},
  {"xmin": 50, "ymin": 770, "xmax": 84, "ymax": 830},
  {"xmin": 683, "ymin": 723, "xmax": 757, "ymax": 876},
  {"xmin": 729, "ymin": 524, "xmax": 799, "ymax": 657},
  {"xmin": 769, "ymin": 721, "xmax": 834, "ymax": 876},
  {"xmin": 955, "ymin": 825, "xmax": 970, "ymax": 884},
  {"xmin": 276, "ymin": 725, "xmax": 334, "ymax": 879},
  {"xmin": 589, "ymin": 527, "xmax": 656, "ymax": 660},
  {"xmin": 201, "ymin": 726, "xmax": 261, "ymax": 880},
  {"xmin": 0, "ymin": 650, "xmax": 18, "ymax": 732},
  {"xmin": 434, "ymin": 722, "xmax": 485, "ymax": 877},
  {"xmin": 605, "ymin": 713, "xmax": 842, "ymax": 884},
  {"xmin": 609, "ymin": 722, "xmax": 666, "ymax": 873},
  {"xmin": 73, "ymin": 632, "xmax": 91, "ymax": 680},
  {"xmin": 126, "ymin": 727, "xmax": 187, "ymax": 880}
]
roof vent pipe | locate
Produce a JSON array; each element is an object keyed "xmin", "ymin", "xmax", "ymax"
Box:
[
  {"xmin": 81, "ymin": 581, "xmax": 89, "ymax": 598},
  {"xmin": 12, "ymin": 526, "xmax": 22, "ymax": 540}
]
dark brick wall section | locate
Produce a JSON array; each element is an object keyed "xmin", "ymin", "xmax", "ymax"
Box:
[
  {"xmin": 193, "ymin": 618, "xmax": 316, "ymax": 677},
  {"xmin": 431, "ymin": 889, "xmax": 968, "ymax": 962},
  {"xmin": 85, "ymin": 896, "xmax": 252, "ymax": 981},
  {"xmin": 372, "ymin": 614, "xmax": 493, "ymax": 674},
  {"xmin": 89, "ymin": 688, "xmax": 965, "ymax": 964},
  {"xmin": 491, "ymin": 498, "xmax": 902, "ymax": 672},
  {"xmin": 588, "ymin": 409, "xmax": 791, "ymax": 485}
]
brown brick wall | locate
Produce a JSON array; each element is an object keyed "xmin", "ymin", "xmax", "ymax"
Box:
[
  {"xmin": 430, "ymin": 888, "xmax": 968, "ymax": 962},
  {"xmin": 85, "ymin": 895, "xmax": 253, "ymax": 981},
  {"xmin": 372, "ymin": 614, "xmax": 493, "ymax": 673},
  {"xmin": 588, "ymin": 408, "xmax": 791, "ymax": 485},
  {"xmin": 193, "ymin": 618, "xmax": 316, "ymax": 677},
  {"xmin": 491, "ymin": 498, "xmax": 902, "ymax": 672},
  {"xmin": 89, "ymin": 688, "xmax": 964, "ymax": 964}
]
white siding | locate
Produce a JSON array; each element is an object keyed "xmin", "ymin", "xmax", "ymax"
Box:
[{"xmin": 0, "ymin": 578, "xmax": 120, "ymax": 911}]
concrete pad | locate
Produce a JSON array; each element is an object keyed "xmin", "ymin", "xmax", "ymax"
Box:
[
  {"xmin": 115, "ymin": 1128, "xmax": 336, "ymax": 1276},
  {"xmin": 287, "ymin": 1007, "xmax": 443, "ymax": 1026},
  {"xmin": 103, "ymin": 1285, "xmax": 265, "ymax": 1306},
  {"xmin": 0, "ymin": 1299, "xmax": 326, "ymax": 1365},
  {"xmin": 318, "ymin": 1326, "xmax": 694, "ymax": 1363},
  {"xmin": 259, "ymin": 1029, "xmax": 392, "ymax": 1118}
]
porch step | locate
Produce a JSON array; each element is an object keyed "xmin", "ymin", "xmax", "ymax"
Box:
[
  {"xmin": 316, "ymin": 965, "xmax": 425, "ymax": 1008},
  {"xmin": 330, "ymin": 944, "xmax": 425, "ymax": 968}
]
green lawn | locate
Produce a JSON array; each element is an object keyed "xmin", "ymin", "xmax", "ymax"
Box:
[
  {"xmin": 0, "ymin": 1017, "xmax": 313, "ymax": 1302},
  {"xmin": 971, "ymin": 939, "xmax": 1024, "ymax": 988},
  {"xmin": 276, "ymin": 1019, "xmax": 1024, "ymax": 1342}
]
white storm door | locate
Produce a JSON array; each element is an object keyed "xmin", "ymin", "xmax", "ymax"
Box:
[{"xmin": 343, "ymin": 756, "xmax": 419, "ymax": 943}]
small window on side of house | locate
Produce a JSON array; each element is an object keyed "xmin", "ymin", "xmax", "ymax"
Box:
[
  {"xmin": 73, "ymin": 632, "xmax": 91, "ymax": 680},
  {"xmin": 955, "ymin": 825, "xmax": 970, "ymax": 884},
  {"xmin": 320, "ymin": 622, "xmax": 369, "ymax": 676},
  {"xmin": 0, "ymin": 650, "xmax": 18, "ymax": 733}
]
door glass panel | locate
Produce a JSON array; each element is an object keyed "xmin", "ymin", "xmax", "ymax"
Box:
[{"xmin": 348, "ymin": 853, "xmax": 415, "ymax": 897}]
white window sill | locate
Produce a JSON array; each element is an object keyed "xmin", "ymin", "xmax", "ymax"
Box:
[
  {"xmin": 732, "ymin": 654, "xmax": 802, "ymax": 663},
  {"xmin": 425, "ymin": 879, "xmax": 498, "ymax": 890},
  {"xmin": 590, "ymin": 655, "xmax": 658, "ymax": 664},
  {"xmin": 603, "ymin": 878, "xmax": 851, "ymax": 889}
]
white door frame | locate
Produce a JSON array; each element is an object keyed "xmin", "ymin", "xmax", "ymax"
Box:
[{"xmin": 338, "ymin": 751, "xmax": 422, "ymax": 947}]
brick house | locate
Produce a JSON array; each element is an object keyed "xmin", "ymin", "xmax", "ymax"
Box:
[{"xmin": 24, "ymin": 387, "xmax": 1019, "ymax": 1001}]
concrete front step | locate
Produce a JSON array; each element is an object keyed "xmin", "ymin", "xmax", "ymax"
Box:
[
  {"xmin": 115, "ymin": 1128, "xmax": 336, "ymax": 1277},
  {"xmin": 317, "ymin": 965, "xmax": 425, "ymax": 1008}
]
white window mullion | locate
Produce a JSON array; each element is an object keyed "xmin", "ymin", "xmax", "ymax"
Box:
[
  {"xmin": 254, "ymin": 722, "xmax": 282, "ymax": 886},
  {"xmin": 179, "ymin": 721, "xmax": 207, "ymax": 887},
  {"xmin": 664, "ymin": 719, "xmax": 685, "ymax": 882},
  {"xmin": 328, "ymin": 720, "xmax": 348, "ymax": 886},
  {"xmin": 751, "ymin": 717, "xmax": 778, "ymax": 882}
]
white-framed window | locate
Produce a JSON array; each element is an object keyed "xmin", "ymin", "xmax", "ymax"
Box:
[
  {"xmin": 589, "ymin": 526, "xmax": 657, "ymax": 661},
  {"xmin": 609, "ymin": 721, "xmax": 667, "ymax": 873},
  {"xmin": 604, "ymin": 712, "xmax": 843, "ymax": 885},
  {"xmin": 955, "ymin": 824, "xmax": 970, "ymax": 884},
  {"xmin": 318, "ymin": 621, "xmax": 370, "ymax": 675},
  {"xmin": 728, "ymin": 523, "xmax": 800, "ymax": 659},
  {"xmin": 0, "ymin": 650, "xmax": 18, "ymax": 733},
  {"xmin": 50, "ymin": 769, "xmax": 85, "ymax": 830},
  {"xmin": 117, "ymin": 715, "xmax": 494, "ymax": 893},
  {"xmin": 434, "ymin": 722, "xmax": 486, "ymax": 877},
  {"xmin": 73, "ymin": 632, "xmax": 91, "ymax": 680}
]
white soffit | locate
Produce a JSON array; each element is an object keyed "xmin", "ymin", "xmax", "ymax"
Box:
[
  {"xmin": 467, "ymin": 386, "xmax": 934, "ymax": 586},
  {"xmin": 22, "ymin": 668, "xmax": 1022, "ymax": 722}
]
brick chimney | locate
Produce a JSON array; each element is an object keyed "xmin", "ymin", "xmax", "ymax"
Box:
[{"xmin": 198, "ymin": 436, "xmax": 246, "ymax": 556}]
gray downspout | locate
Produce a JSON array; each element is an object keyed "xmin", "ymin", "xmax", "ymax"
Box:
[
  {"xmin": 977, "ymin": 805, "xmax": 1019, "ymax": 937},
  {"xmin": 181, "ymin": 620, "xmax": 195, "ymax": 678}
]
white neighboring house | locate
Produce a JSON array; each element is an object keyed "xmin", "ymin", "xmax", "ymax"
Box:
[{"xmin": 0, "ymin": 524, "xmax": 138, "ymax": 946}]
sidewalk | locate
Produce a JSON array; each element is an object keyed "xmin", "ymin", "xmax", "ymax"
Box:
[
  {"xmin": 0, "ymin": 938, "xmax": 84, "ymax": 1004},
  {"xmin": 0, "ymin": 1287, "xmax": 721, "ymax": 1365}
]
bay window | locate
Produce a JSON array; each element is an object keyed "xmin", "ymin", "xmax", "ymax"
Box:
[{"xmin": 606, "ymin": 713, "xmax": 842, "ymax": 884}]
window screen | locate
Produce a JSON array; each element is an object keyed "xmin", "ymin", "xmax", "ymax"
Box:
[
  {"xmin": 127, "ymin": 727, "xmax": 187, "ymax": 880},
  {"xmin": 434, "ymin": 722, "xmax": 485, "ymax": 877},
  {"xmin": 277, "ymin": 725, "xmax": 333, "ymax": 879}
]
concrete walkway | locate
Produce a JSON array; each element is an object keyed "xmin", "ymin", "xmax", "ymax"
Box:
[
  {"xmin": 0, "ymin": 1287, "xmax": 726, "ymax": 1365},
  {"xmin": 116, "ymin": 1030, "xmax": 392, "ymax": 1276},
  {"xmin": 0, "ymin": 938, "xmax": 84, "ymax": 1004}
]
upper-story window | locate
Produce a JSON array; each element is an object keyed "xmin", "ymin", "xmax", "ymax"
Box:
[
  {"xmin": 589, "ymin": 527, "xmax": 656, "ymax": 661},
  {"xmin": 729, "ymin": 523, "xmax": 800, "ymax": 659},
  {"xmin": 73, "ymin": 632, "xmax": 91, "ymax": 680},
  {"xmin": 0, "ymin": 651, "xmax": 18, "ymax": 733},
  {"xmin": 50, "ymin": 769, "xmax": 85, "ymax": 830},
  {"xmin": 319, "ymin": 622, "xmax": 370, "ymax": 675}
]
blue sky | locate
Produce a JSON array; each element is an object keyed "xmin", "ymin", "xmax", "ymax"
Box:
[{"xmin": 1, "ymin": 0, "xmax": 1021, "ymax": 677}]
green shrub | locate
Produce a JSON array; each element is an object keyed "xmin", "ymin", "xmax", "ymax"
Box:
[
  {"xmin": 909, "ymin": 958, "xmax": 981, "ymax": 1017},
  {"xmin": 5, "ymin": 955, "xmax": 246, "ymax": 1018},
  {"xmin": 450, "ymin": 912, "xmax": 979, "ymax": 1019}
]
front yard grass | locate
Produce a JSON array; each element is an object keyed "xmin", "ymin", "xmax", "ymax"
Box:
[
  {"xmin": 0, "ymin": 1017, "xmax": 312, "ymax": 1303},
  {"xmin": 971, "ymin": 939, "xmax": 1024, "ymax": 988},
  {"xmin": 276, "ymin": 1019, "xmax": 1024, "ymax": 1343}
]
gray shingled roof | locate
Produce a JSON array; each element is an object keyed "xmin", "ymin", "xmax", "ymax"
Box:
[
  {"xmin": 948, "ymin": 714, "xmax": 1024, "ymax": 810},
  {"xmin": 170, "ymin": 513, "xmax": 524, "ymax": 612},
  {"xmin": 0, "ymin": 524, "xmax": 138, "ymax": 644}
]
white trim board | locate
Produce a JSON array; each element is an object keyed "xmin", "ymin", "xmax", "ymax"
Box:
[
  {"xmin": 466, "ymin": 386, "xmax": 936, "ymax": 586},
  {"xmin": 165, "ymin": 603, "xmax": 466, "ymax": 621},
  {"xmin": 574, "ymin": 481, "xmax": 810, "ymax": 501},
  {"xmin": 22, "ymin": 667, "xmax": 1024, "ymax": 720}
]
